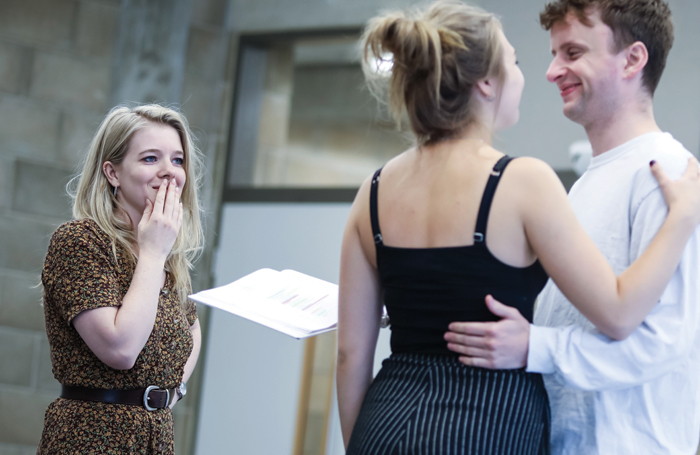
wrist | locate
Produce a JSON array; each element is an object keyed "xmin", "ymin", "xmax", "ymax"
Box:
[
  {"xmin": 136, "ymin": 250, "xmax": 168, "ymax": 267},
  {"xmin": 666, "ymin": 207, "xmax": 697, "ymax": 236},
  {"xmin": 521, "ymin": 322, "xmax": 530, "ymax": 368},
  {"xmin": 177, "ymin": 381, "xmax": 187, "ymax": 400}
]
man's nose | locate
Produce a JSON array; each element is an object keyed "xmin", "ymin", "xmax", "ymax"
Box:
[{"xmin": 546, "ymin": 58, "xmax": 565, "ymax": 84}]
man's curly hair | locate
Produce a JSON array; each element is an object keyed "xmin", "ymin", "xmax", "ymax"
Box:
[{"xmin": 540, "ymin": 0, "xmax": 674, "ymax": 96}]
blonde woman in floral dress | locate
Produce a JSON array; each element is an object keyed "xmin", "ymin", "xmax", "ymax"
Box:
[{"xmin": 38, "ymin": 105, "xmax": 204, "ymax": 454}]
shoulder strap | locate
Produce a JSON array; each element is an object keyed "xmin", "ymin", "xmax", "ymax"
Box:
[
  {"xmin": 474, "ymin": 156, "xmax": 514, "ymax": 243},
  {"xmin": 369, "ymin": 168, "xmax": 383, "ymax": 244}
]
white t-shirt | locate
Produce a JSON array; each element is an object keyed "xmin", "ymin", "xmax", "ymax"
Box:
[{"xmin": 528, "ymin": 132, "xmax": 700, "ymax": 455}]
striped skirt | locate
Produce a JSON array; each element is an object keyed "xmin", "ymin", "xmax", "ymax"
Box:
[{"xmin": 346, "ymin": 353, "xmax": 550, "ymax": 455}]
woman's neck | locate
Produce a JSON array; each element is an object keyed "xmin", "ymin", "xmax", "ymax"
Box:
[
  {"xmin": 114, "ymin": 208, "xmax": 140, "ymax": 252},
  {"xmin": 443, "ymin": 123, "xmax": 493, "ymax": 146},
  {"xmin": 419, "ymin": 124, "xmax": 493, "ymax": 157}
]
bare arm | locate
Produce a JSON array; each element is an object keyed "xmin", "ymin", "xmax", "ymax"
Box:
[
  {"xmin": 336, "ymin": 179, "xmax": 383, "ymax": 449},
  {"xmin": 525, "ymin": 189, "xmax": 700, "ymax": 390},
  {"xmin": 73, "ymin": 179, "xmax": 183, "ymax": 370},
  {"xmin": 522, "ymin": 157, "xmax": 700, "ymax": 340},
  {"xmin": 445, "ymin": 158, "xmax": 700, "ymax": 369},
  {"xmin": 170, "ymin": 319, "xmax": 201, "ymax": 409},
  {"xmin": 182, "ymin": 319, "xmax": 201, "ymax": 383}
]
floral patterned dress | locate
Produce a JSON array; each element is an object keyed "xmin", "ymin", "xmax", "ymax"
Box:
[{"xmin": 37, "ymin": 219, "xmax": 197, "ymax": 455}]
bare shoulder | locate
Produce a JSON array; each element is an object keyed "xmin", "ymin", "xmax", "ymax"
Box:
[
  {"xmin": 343, "ymin": 171, "xmax": 380, "ymax": 266},
  {"xmin": 350, "ymin": 149, "xmax": 415, "ymax": 217},
  {"xmin": 378, "ymin": 147, "xmax": 416, "ymax": 175},
  {"xmin": 346, "ymin": 171, "xmax": 377, "ymax": 235},
  {"xmin": 506, "ymin": 156, "xmax": 556, "ymax": 175},
  {"xmin": 351, "ymin": 172, "xmax": 375, "ymax": 211},
  {"xmin": 504, "ymin": 156, "xmax": 564, "ymax": 192}
]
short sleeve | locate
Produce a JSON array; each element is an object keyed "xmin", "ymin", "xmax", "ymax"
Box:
[
  {"xmin": 185, "ymin": 298, "xmax": 198, "ymax": 326},
  {"xmin": 42, "ymin": 222, "xmax": 122, "ymax": 325}
]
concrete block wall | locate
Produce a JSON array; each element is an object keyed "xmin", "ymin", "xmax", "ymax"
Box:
[
  {"xmin": 0, "ymin": 0, "xmax": 232, "ymax": 453},
  {"xmin": 175, "ymin": 2, "xmax": 234, "ymax": 453},
  {"xmin": 0, "ymin": 1, "xmax": 115, "ymax": 452},
  {"xmin": 2, "ymin": 0, "xmax": 691, "ymax": 452}
]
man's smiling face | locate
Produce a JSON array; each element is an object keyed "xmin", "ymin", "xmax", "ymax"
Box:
[{"xmin": 546, "ymin": 8, "xmax": 625, "ymax": 128}]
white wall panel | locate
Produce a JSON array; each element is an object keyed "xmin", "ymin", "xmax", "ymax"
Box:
[{"xmin": 196, "ymin": 202, "xmax": 392, "ymax": 454}]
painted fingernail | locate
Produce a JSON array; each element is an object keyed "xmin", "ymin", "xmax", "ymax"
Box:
[{"xmin": 650, "ymin": 160, "xmax": 656, "ymax": 166}]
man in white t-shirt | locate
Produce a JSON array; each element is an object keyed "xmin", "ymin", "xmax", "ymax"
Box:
[{"xmin": 444, "ymin": 1, "xmax": 700, "ymax": 454}]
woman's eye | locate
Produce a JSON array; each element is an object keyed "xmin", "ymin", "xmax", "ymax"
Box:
[
  {"xmin": 173, "ymin": 157, "xmax": 184, "ymax": 165},
  {"xmin": 144, "ymin": 156, "xmax": 157, "ymax": 163}
]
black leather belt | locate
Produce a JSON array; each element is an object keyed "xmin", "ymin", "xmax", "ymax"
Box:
[{"xmin": 61, "ymin": 385, "xmax": 176, "ymax": 411}]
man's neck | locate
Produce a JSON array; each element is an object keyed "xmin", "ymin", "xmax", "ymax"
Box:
[{"xmin": 585, "ymin": 104, "xmax": 661, "ymax": 157}]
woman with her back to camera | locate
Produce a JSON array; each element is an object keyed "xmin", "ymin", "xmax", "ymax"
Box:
[
  {"xmin": 37, "ymin": 105, "xmax": 203, "ymax": 454},
  {"xmin": 337, "ymin": 1, "xmax": 700, "ymax": 454}
]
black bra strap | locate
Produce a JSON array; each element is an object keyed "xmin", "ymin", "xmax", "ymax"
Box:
[
  {"xmin": 369, "ymin": 168, "xmax": 383, "ymax": 244},
  {"xmin": 474, "ymin": 156, "xmax": 514, "ymax": 243}
]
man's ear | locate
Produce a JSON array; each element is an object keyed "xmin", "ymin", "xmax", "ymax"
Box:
[
  {"xmin": 102, "ymin": 161, "xmax": 119, "ymax": 189},
  {"xmin": 623, "ymin": 41, "xmax": 648, "ymax": 80},
  {"xmin": 475, "ymin": 77, "xmax": 496, "ymax": 102}
]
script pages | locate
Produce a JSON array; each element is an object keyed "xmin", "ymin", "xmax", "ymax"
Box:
[{"xmin": 189, "ymin": 268, "xmax": 338, "ymax": 339}]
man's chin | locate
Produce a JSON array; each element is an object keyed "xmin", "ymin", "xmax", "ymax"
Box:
[{"xmin": 562, "ymin": 104, "xmax": 584, "ymax": 123}]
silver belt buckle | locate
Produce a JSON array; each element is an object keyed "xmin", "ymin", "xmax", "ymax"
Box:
[{"xmin": 143, "ymin": 385, "xmax": 169, "ymax": 411}]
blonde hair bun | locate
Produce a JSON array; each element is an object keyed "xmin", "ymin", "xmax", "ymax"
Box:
[{"xmin": 362, "ymin": 0, "xmax": 504, "ymax": 144}]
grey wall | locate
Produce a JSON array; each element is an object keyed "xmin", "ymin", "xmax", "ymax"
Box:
[
  {"xmin": 224, "ymin": 0, "xmax": 700, "ymax": 169},
  {"xmin": 0, "ymin": 2, "xmax": 121, "ymax": 452},
  {"xmin": 489, "ymin": 0, "xmax": 700, "ymax": 167},
  {"xmin": 0, "ymin": 0, "xmax": 232, "ymax": 453},
  {"xmin": 1, "ymin": 0, "xmax": 698, "ymax": 453},
  {"xmin": 653, "ymin": 0, "xmax": 700, "ymax": 155},
  {"xmin": 197, "ymin": 202, "xmax": 388, "ymax": 454},
  {"xmin": 200, "ymin": 2, "xmax": 700, "ymax": 454}
]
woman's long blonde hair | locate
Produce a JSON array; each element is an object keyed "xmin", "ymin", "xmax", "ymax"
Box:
[
  {"xmin": 71, "ymin": 104, "xmax": 204, "ymax": 306},
  {"xmin": 362, "ymin": 0, "xmax": 505, "ymax": 145}
]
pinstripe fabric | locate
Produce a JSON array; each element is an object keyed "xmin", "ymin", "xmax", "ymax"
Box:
[{"xmin": 347, "ymin": 353, "xmax": 550, "ymax": 455}]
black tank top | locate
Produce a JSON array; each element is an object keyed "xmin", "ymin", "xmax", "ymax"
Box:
[{"xmin": 371, "ymin": 156, "xmax": 549, "ymax": 355}]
